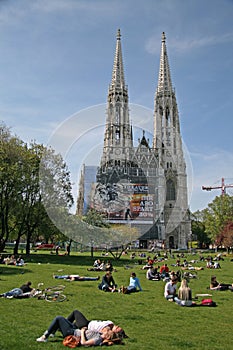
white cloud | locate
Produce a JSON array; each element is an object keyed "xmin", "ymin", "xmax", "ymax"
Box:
[{"xmin": 145, "ymin": 32, "xmax": 233, "ymax": 55}]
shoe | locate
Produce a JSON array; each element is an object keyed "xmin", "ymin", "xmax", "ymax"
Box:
[
  {"xmin": 122, "ymin": 286, "xmax": 127, "ymax": 294},
  {"xmin": 36, "ymin": 335, "xmax": 48, "ymax": 342},
  {"xmin": 49, "ymin": 334, "xmax": 55, "ymax": 338},
  {"xmin": 6, "ymin": 295, "xmax": 14, "ymax": 299}
]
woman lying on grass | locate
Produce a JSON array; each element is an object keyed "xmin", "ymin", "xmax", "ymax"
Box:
[{"xmin": 36, "ymin": 316, "xmax": 123, "ymax": 346}]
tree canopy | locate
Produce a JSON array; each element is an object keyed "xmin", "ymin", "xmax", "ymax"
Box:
[
  {"xmin": 202, "ymin": 195, "xmax": 233, "ymax": 243},
  {"xmin": 0, "ymin": 123, "xmax": 74, "ymax": 253}
]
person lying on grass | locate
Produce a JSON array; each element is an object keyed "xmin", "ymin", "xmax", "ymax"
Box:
[
  {"xmin": 53, "ymin": 274, "xmax": 100, "ymax": 281},
  {"xmin": 36, "ymin": 316, "xmax": 123, "ymax": 345},
  {"xmin": 0, "ymin": 281, "xmax": 35, "ymax": 298}
]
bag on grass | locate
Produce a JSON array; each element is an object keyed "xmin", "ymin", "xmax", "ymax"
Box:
[
  {"xmin": 201, "ymin": 298, "xmax": 216, "ymax": 307},
  {"xmin": 63, "ymin": 335, "xmax": 81, "ymax": 348}
]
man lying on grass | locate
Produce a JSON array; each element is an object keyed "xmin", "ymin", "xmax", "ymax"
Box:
[{"xmin": 53, "ymin": 274, "xmax": 100, "ymax": 281}]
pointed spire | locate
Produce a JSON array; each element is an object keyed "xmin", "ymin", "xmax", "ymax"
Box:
[
  {"xmin": 111, "ymin": 29, "xmax": 125, "ymax": 88},
  {"xmin": 139, "ymin": 130, "xmax": 150, "ymax": 149},
  {"xmin": 157, "ymin": 32, "xmax": 173, "ymax": 94}
]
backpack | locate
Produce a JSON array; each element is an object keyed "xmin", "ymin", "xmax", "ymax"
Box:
[{"xmin": 201, "ymin": 298, "xmax": 216, "ymax": 307}]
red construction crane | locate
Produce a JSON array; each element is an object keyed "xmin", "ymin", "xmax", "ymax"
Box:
[{"xmin": 202, "ymin": 177, "xmax": 233, "ymax": 196}]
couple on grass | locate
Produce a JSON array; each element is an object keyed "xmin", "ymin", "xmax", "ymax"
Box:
[{"xmin": 37, "ymin": 309, "xmax": 127, "ymax": 346}]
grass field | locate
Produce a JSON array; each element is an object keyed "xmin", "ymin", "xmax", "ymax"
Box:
[{"xmin": 0, "ymin": 250, "xmax": 233, "ymax": 350}]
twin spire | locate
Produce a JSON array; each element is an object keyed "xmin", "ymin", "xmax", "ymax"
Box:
[{"xmin": 111, "ymin": 29, "xmax": 173, "ymax": 94}]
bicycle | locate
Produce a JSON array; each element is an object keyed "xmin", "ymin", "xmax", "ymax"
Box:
[{"xmin": 34, "ymin": 283, "xmax": 66, "ymax": 302}]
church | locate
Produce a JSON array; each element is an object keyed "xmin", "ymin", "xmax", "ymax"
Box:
[{"xmin": 77, "ymin": 30, "xmax": 191, "ymax": 249}]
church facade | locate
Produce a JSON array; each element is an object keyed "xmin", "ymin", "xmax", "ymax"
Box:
[{"xmin": 77, "ymin": 30, "xmax": 191, "ymax": 249}]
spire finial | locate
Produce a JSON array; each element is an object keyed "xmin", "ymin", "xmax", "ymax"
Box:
[
  {"xmin": 162, "ymin": 32, "xmax": 166, "ymax": 43},
  {"xmin": 117, "ymin": 29, "xmax": 121, "ymax": 40}
]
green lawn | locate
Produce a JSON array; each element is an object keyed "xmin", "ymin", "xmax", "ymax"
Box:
[{"xmin": 0, "ymin": 251, "xmax": 233, "ymax": 350}]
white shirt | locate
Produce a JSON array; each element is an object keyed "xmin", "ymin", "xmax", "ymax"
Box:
[
  {"xmin": 88, "ymin": 320, "xmax": 113, "ymax": 332},
  {"xmin": 164, "ymin": 281, "xmax": 177, "ymax": 298}
]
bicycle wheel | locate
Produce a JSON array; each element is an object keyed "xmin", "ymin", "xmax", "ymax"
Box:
[
  {"xmin": 46, "ymin": 285, "xmax": 65, "ymax": 292},
  {"xmin": 45, "ymin": 293, "xmax": 66, "ymax": 302}
]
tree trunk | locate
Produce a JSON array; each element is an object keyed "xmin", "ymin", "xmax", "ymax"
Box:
[{"xmin": 13, "ymin": 237, "xmax": 20, "ymax": 255}]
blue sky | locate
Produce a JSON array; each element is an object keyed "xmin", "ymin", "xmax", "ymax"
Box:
[{"xmin": 0, "ymin": 0, "xmax": 233, "ymax": 212}]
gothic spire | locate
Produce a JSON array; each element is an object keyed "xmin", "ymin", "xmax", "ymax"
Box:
[
  {"xmin": 111, "ymin": 29, "xmax": 125, "ymax": 88},
  {"xmin": 157, "ymin": 32, "xmax": 173, "ymax": 94},
  {"xmin": 100, "ymin": 29, "xmax": 132, "ymax": 170}
]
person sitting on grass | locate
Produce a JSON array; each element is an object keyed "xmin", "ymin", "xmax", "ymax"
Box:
[
  {"xmin": 98, "ymin": 271, "xmax": 117, "ymax": 292},
  {"xmin": 15, "ymin": 255, "xmax": 26, "ymax": 266},
  {"xmin": 88, "ymin": 260, "xmax": 106, "ymax": 271},
  {"xmin": 164, "ymin": 276, "xmax": 178, "ymax": 301},
  {"xmin": 121, "ymin": 272, "xmax": 142, "ymax": 294},
  {"xmin": 36, "ymin": 315, "xmax": 122, "ymax": 345},
  {"xmin": 53, "ymin": 274, "xmax": 100, "ymax": 281},
  {"xmin": 146, "ymin": 267, "xmax": 160, "ymax": 281},
  {"xmin": 209, "ymin": 276, "xmax": 233, "ymax": 291},
  {"xmin": 0, "ymin": 281, "xmax": 35, "ymax": 298},
  {"xmin": 175, "ymin": 279, "xmax": 195, "ymax": 306}
]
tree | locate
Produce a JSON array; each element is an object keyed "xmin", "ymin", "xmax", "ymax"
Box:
[
  {"xmin": 203, "ymin": 195, "xmax": 233, "ymax": 244},
  {"xmin": 0, "ymin": 123, "xmax": 74, "ymax": 254},
  {"xmin": 191, "ymin": 211, "xmax": 211, "ymax": 248},
  {"xmin": 0, "ymin": 124, "xmax": 26, "ymax": 251},
  {"xmin": 216, "ymin": 221, "xmax": 233, "ymax": 252},
  {"xmin": 83, "ymin": 209, "xmax": 110, "ymax": 228}
]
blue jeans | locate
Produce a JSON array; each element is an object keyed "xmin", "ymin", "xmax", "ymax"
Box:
[
  {"xmin": 126, "ymin": 286, "xmax": 137, "ymax": 293},
  {"xmin": 4, "ymin": 288, "xmax": 22, "ymax": 297},
  {"xmin": 45, "ymin": 316, "xmax": 76, "ymax": 338},
  {"xmin": 166, "ymin": 295, "xmax": 179, "ymax": 302}
]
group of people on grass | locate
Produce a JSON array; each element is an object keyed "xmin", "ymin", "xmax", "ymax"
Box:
[
  {"xmin": 1, "ymin": 251, "xmax": 233, "ymax": 347},
  {"xmin": 98, "ymin": 271, "xmax": 142, "ymax": 294},
  {"xmin": 0, "ymin": 270, "xmax": 143, "ymax": 299},
  {"xmin": 164, "ymin": 274, "xmax": 233, "ymax": 307},
  {"xmin": 0, "ymin": 254, "xmax": 26, "ymax": 266},
  {"xmin": 87, "ymin": 259, "xmax": 115, "ymax": 272}
]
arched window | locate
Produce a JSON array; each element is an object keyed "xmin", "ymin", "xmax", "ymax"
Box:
[
  {"xmin": 166, "ymin": 107, "xmax": 171, "ymax": 127},
  {"xmin": 169, "ymin": 236, "xmax": 175, "ymax": 249},
  {"xmin": 166, "ymin": 179, "xmax": 176, "ymax": 200}
]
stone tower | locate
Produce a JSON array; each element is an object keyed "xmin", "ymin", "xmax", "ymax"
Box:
[
  {"xmin": 153, "ymin": 32, "xmax": 191, "ymax": 248},
  {"xmin": 100, "ymin": 29, "xmax": 133, "ymax": 171}
]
